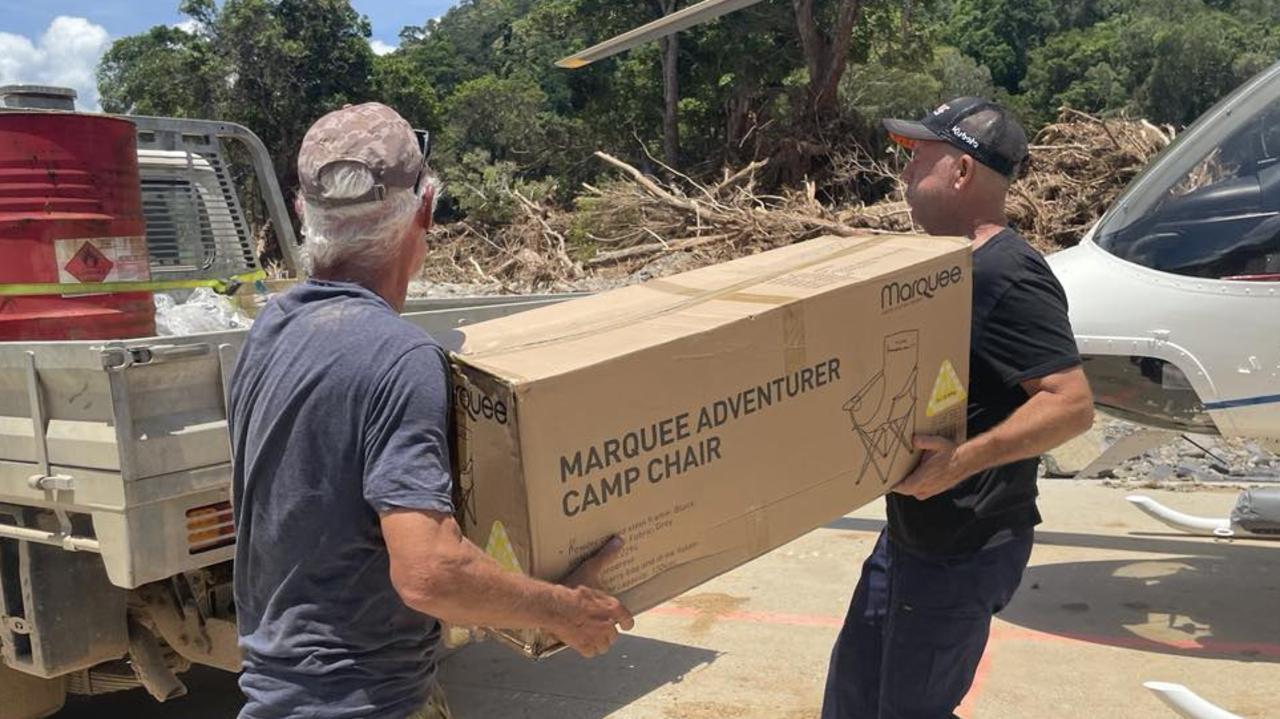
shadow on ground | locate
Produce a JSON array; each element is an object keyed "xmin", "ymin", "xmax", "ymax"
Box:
[
  {"xmin": 53, "ymin": 633, "xmax": 716, "ymax": 719},
  {"xmin": 442, "ymin": 632, "xmax": 721, "ymax": 716},
  {"xmin": 826, "ymin": 516, "xmax": 1280, "ymax": 663},
  {"xmin": 441, "ymin": 633, "xmax": 718, "ymax": 719}
]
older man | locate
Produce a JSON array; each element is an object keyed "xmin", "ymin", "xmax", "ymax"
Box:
[
  {"xmin": 821, "ymin": 98, "xmax": 1095, "ymax": 718},
  {"xmin": 229, "ymin": 103, "xmax": 632, "ymax": 719}
]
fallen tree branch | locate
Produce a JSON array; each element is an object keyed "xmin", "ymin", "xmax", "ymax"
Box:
[
  {"xmin": 511, "ymin": 188, "xmax": 580, "ymax": 278},
  {"xmin": 586, "ymin": 233, "xmax": 733, "ymax": 267},
  {"xmin": 594, "ymin": 151, "xmax": 700, "ymax": 212},
  {"xmin": 712, "ymin": 159, "xmax": 769, "ymax": 196}
]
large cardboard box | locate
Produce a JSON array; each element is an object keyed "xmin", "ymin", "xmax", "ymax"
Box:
[{"xmin": 451, "ymin": 234, "xmax": 972, "ymax": 656}]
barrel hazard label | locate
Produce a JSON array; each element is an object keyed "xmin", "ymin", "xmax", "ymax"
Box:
[{"xmin": 56, "ymin": 237, "xmax": 150, "ymax": 284}]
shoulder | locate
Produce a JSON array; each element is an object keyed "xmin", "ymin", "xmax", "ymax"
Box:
[
  {"xmin": 972, "ymin": 230, "xmax": 1071, "ymax": 325},
  {"xmin": 977, "ymin": 230, "xmax": 1064, "ymax": 291},
  {"xmin": 370, "ymin": 326, "xmax": 449, "ymax": 394},
  {"xmin": 974, "ymin": 230, "xmax": 1043, "ymax": 276}
]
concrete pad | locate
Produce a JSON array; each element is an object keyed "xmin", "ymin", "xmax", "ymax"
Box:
[
  {"xmin": 1043, "ymin": 425, "xmax": 1108, "ymax": 476},
  {"xmin": 443, "ymin": 483, "xmax": 1279, "ymax": 719},
  {"xmin": 50, "ymin": 482, "xmax": 1280, "ymax": 718}
]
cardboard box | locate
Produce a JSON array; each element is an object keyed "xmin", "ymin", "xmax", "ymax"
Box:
[{"xmin": 451, "ymin": 234, "xmax": 972, "ymax": 657}]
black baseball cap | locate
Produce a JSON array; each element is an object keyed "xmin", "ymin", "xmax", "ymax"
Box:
[{"xmin": 883, "ymin": 97, "xmax": 1029, "ymax": 179}]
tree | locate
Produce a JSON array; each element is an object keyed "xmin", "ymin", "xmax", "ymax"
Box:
[
  {"xmin": 1135, "ymin": 14, "xmax": 1259, "ymax": 125},
  {"xmin": 793, "ymin": 0, "xmax": 866, "ymax": 121},
  {"xmin": 371, "ymin": 53, "xmax": 442, "ymax": 131},
  {"xmin": 945, "ymin": 0, "xmax": 1057, "ymax": 92},
  {"xmin": 1022, "ymin": 21, "xmax": 1128, "ymax": 121},
  {"xmin": 97, "ymin": 25, "xmax": 222, "ymax": 117},
  {"xmin": 651, "ymin": 0, "xmax": 685, "ymax": 169},
  {"xmin": 213, "ymin": 0, "xmax": 375, "ymax": 188},
  {"xmin": 1021, "ymin": 1, "xmax": 1278, "ymax": 126}
]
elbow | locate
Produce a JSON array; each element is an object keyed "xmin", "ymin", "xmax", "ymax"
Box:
[
  {"xmin": 1070, "ymin": 392, "xmax": 1095, "ymax": 436},
  {"xmin": 391, "ymin": 559, "xmax": 463, "ymax": 621}
]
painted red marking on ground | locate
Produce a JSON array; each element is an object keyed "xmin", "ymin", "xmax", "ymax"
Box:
[
  {"xmin": 957, "ymin": 631, "xmax": 999, "ymax": 717},
  {"xmin": 648, "ymin": 605, "xmax": 1280, "ymax": 659},
  {"xmin": 648, "ymin": 605, "xmax": 844, "ymax": 628}
]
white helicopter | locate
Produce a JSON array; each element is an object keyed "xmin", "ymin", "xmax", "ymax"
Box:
[
  {"xmin": 1045, "ymin": 59, "xmax": 1280, "ymax": 545},
  {"xmin": 559, "ymin": 3, "xmax": 1280, "ymax": 716}
]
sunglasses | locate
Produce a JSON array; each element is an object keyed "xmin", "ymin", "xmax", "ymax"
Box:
[
  {"xmin": 888, "ymin": 132, "xmax": 919, "ymax": 151},
  {"xmin": 413, "ymin": 129, "xmax": 433, "ymax": 195}
]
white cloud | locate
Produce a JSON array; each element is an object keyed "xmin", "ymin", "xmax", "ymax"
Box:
[
  {"xmin": 0, "ymin": 17, "xmax": 111, "ymax": 111},
  {"xmin": 174, "ymin": 19, "xmax": 200, "ymax": 34},
  {"xmin": 370, "ymin": 39, "xmax": 397, "ymax": 56}
]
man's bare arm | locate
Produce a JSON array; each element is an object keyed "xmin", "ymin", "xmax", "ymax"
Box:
[
  {"xmin": 381, "ymin": 509, "xmax": 633, "ymax": 657},
  {"xmin": 894, "ymin": 365, "xmax": 1094, "ymax": 500}
]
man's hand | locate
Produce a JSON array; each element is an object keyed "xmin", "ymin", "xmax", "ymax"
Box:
[
  {"xmin": 551, "ymin": 537, "xmax": 635, "ymax": 658},
  {"xmin": 383, "ymin": 511, "xmax": 631, "ymax": 655},
  {"xmin": 892, "ymin": 435, "xmax": 969, "ymax": 501}
]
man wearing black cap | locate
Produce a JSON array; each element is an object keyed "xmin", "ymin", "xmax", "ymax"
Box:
[{"xmin": 821, "ymin": 98, "xmax": 1095, "ymax": 718}]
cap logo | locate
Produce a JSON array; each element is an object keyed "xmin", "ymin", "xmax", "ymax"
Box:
[
  {"xmin": 951, "ymin": 125, "xmax": 980, "ymax": 149},
  {"xmin": 933, "ymin": 103, "xmax": 951, "ymax": 115}
]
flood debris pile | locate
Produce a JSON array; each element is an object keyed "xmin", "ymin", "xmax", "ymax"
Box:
[
  {"xmin": 1008, "ymin": 110, "xmax": 1174, "ymax": 254},
  {"xmin": 419, "ymin": 111, "xmax": 1174, "ymax": 294}
]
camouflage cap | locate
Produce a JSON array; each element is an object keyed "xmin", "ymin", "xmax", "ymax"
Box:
[{"xmin": 297, "ymin": 102, "xmax": 424, "ymax": 207}]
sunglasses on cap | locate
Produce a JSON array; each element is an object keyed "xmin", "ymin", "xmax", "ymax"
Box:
[
  {"xmin": 888, "ymin": 131, "xmax": 920, "ymax": 150},
  {"xmin": 413, "ymin": 129, "xmax": 433, "ymax": 195}
]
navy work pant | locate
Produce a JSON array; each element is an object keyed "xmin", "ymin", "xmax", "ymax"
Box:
[{"xmin": 821, "ymin": 528, "xmax": 1034, "ymax": 719}]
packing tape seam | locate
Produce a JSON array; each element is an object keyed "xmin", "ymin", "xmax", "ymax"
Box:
[
  {"xmin": 782, "ymin": 304, "xmax": 807, "ymax": 375},
  {"xmin": 461, "ymin": 235, "xmax": 908, "ymax": 360}
]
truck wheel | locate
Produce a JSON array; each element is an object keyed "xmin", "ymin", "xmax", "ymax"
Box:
[{"xmin": 0, "ymin": 664, "xmax": 66, "ymax": 719}]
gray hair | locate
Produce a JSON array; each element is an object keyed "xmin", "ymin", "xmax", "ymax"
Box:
[{"xmin": 299, "ymin": 163, "xmax": 442, "ymax": 277}]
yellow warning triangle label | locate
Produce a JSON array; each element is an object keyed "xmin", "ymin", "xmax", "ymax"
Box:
[
  {"xmin": 485, "ymin": 521, "xmax": 523, "ymax": 574},
  {"xmin": 927, "ymin": 359, "xmax": 966, "ymax": 417}
]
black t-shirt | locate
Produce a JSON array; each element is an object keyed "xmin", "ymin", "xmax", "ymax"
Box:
[{"xmin": 887, "ymin": 229, "xmax": 1081, "ymax": 556}]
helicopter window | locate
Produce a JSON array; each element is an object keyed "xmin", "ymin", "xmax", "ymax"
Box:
[{"xmin": 1095, "ymin": 79, "xmax": 1280, "ymax": 281}]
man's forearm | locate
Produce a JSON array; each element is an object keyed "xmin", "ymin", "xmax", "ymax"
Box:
[
  {"xmin": 955, "ymin": 388, "xmax": 1092, "ymax": 478},
  {"xmin": 395, "ymin": 530, "xmax": 576, "ymax": 631}
]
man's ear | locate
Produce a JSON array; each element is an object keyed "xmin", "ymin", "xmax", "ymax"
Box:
[
  {"xmin": 417, "ymin": 187, "xmax": 435, "ymax": 232},
  {"xmin": 954, "ymin": 154, "xmax": 976, "ymax": 191}
]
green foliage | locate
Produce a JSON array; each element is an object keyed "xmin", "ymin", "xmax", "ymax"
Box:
[
  {"xmin": 841, "ymin": 47, "xmax": 996, "ymax": 121},
  {"xmin": 945, "ymin": 0, "xmax": 1058, "ymax": 92},
  {"xmin": 444, "ymin": 149, "xmax": 557, "ymax": 225},
  {"xmin": 97, "ymin": 25, "xmax": 221, "ymax": 116},
  {"xmin": 371, "ymin": 53, "xmax": 442, "ymax": 132},
  {"xmin": 1021, "ymin": 1, "xmax": 1279, "ymax": 125},
  {"xmin": 99, "ymin": 0, "xmax": 374, "ymax": 190},
  {"xmin": 98, "ymin": 0, "xmax": 1280, "ymax": 222}
]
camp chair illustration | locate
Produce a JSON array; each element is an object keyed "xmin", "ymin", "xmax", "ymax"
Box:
[{"xmin": 843, "ymin": 331, "xmax": 919, "ymax": 485}]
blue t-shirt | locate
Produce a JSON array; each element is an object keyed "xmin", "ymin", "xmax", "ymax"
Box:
[{"xmin": 229, "ymin": 280, "xmax": 454, "ymax": 719}]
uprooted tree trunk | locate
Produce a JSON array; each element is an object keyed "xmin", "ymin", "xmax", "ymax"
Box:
[
  {"xmin": 792, "ymin": 0, "xmax": 864, "ymax": 122},
  {"xmin": 650, "ymin": 0, "xmax": 683, "ymax": 170},
  {"xmin": 766, "ymin": 0, "xmax": 866, "ymax": 187}
]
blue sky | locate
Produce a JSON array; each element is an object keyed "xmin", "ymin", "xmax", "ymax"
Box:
[
  {"xmin": 0, "ymin": 1, "xmax": 460, "ymax": 109},
  {"xmin": 0, "ymin": 1, "xmax": 458, "ymax": 47}
]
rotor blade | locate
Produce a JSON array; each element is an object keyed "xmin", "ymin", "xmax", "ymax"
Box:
[{"xmin": 556, "ymin": 0, "xmax": 771, "ymax": 69}]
